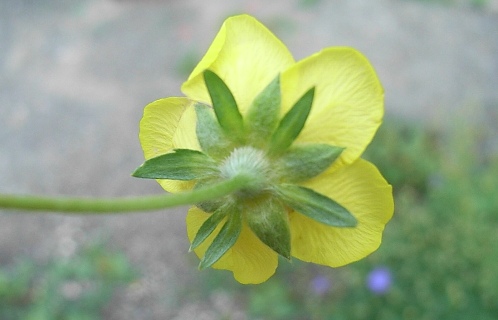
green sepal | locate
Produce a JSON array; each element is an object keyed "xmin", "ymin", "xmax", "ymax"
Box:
[
  {"xmin": 276, "ymin": 184, "xmax": 357, "ymax": 228},
  {"xmin": 203, "ymin": 70, "xmax": 245, "ymax": 143},
  {"xmin": 244, "ymin": 196, "xmax": 291, "ymax": 260},
  {"xmin": 132, "ymin": 149, "xmax": 218, "ymax": 180},
  {"xmin": 268, "ymin": 87, "xmax": 315, "ymax": 155},
  {"xmin": 190, "ymin": 207, "xmax": 228, "ymax": 251},
  {"xmin": 275, "ymin": 144, "xmax": 344, "ymax": 183},
  {"xmin": 199, "ymin": 211, "xmax": 242, "ymax": 270},
  {"xmin": 195, "ymin": 104, "xmax": 233, "ymax": 160},
  {"xmin": 246, "ymin": 75, "xmax": 281, "ymax": 148}
]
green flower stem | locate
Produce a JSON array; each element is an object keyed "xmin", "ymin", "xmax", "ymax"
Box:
[{"xmin": 0, "ymin": 175, "xmax": 251, "ymax": 214}]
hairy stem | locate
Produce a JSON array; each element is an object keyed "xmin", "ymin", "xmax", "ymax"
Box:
[{"xmin": 0, "ymin": 175, "xmax": 251, "ymax": 214}]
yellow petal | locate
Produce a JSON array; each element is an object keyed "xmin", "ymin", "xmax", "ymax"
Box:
[
  {"xmin": 281, "ymin": 47, "xmax": 384, "ymax": 170},
  {"xmin": 139, "ymin": 97, "xmax": 200, "ymax": 193},
  {"xmin": 181, "ymin": 14, "xmax": 294, "ymax": 115},
  {"xmin": 186, "ymin": 206, "xmax": 278, "ymax": 284},
  {"xmin": 290, "ymin": 159, "xmax": 393, "ymax": 267}
]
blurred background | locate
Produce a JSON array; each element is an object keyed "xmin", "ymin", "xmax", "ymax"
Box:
[{"xmin": 1, "ymin": 0, "xmax": 498, "ymax": 319}]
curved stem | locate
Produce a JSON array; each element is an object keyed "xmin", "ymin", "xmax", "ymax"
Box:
[{"xmin": 0, "ymin": 175, "xmax": 251, "ymax": 214}]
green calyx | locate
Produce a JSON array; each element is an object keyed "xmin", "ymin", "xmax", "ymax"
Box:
[
  {"xmin": 203, "ymin": 70, "xmax": 245, "ymax": 144},
  {"xmin": 198, "ymin": 207, "xmax": 242, "ymax": 270},
  {"xmin": 132, "ymin": 149, "xmax": 218, "ymax": 180},
  {"xmin": 268, "ymin": 87, "xmax": 315, "ymax": 156},
  {"xmin": 244, "ymin": 195, "xmax": 291, "ymax": 260},
  {"xmin": 245, "ymin": 75, "xmax": 281, "ymax": 148},
  {"xmin": 133, "ymin": 70, "xmax": 357, "ymax": 267},
  {"xmin": 274, "ymin": 144, "xmax": 344, "ymax": 183}
]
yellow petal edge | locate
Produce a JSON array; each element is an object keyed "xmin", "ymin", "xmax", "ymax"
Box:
[
  {"xmin": 281, "ymin": 47, "xmax": 384, "ymax": 170},
  {"xmin": 291, "ymin": 159, "xmax": 394, "ymax": 266},
  {"xmin": 187, "ymin": 207, "xmax": 279, "ymax": 284},
  {"xmin": 181, "ymin": 14, "xmax": 295, "ymax": 115},
  {"xmin": 139, "ymin": 97, "xmax": 200, "ymax": 193}
]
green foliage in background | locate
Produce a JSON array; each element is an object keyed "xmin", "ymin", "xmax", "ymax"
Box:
[
  {"xmin": 0, "ymin": 242, "xmax": 136, "ymax": 320},
  {"xmin": 364, "ymin": 118, "xmax": 439, "ymax": 195},
  {"xmin": 196, "ymin": 115, "xmax": 498, "ymax": 319}
]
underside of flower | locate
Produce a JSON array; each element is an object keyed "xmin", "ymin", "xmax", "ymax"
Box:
[
  {"xmin": 219, "ymin": 146, "xmax": 270, "ymax": 198},
  {"xmin": 135, "ymin": 14, "xmax": 394, "ymax": 284},
  {"xmin": 135, "ymin": 69, "xmax": 358, "ymax": 270},
  {"xmin": 191, "ymin": 70, "xmax": 356, "ymax": 268}
]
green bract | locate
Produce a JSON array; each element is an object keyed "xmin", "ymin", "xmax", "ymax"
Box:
[
  {"xmin": 190, "ymin": 207, "xmax": 227, "ymax": 251},
  {"xmin": 244, "ymin": 196, "xmax": 291, "ymax": 260},
  {"xmin": 275, "ymin": 144, "xmax": 344, "ymax": 183},
  {"xmin": 203, "ymin": 70, "xmax": 245, "ymax": 144},
  {"xmin": 199, "ymin": 206, "xmax": 242, "ymax": 270},
  {"xmin": 276, "ymin": 184, "xmax": 357, "ymax": 228},
  {"xmin": 134, "ymin": 70, "xmax": 355, "ymax": 269},
  {"xmin": 245, "ymin": 75, "xmax": 281, "ymax": 148},
  {"xmin": 195, "ymin": 104, "xmax": 234, "ymax": 160},
  {"xmin": 132, "ymin": 149, "xmax": 218, "ymax": 180},
  {"xmin": 268, "ymin": 87, "xmax": 314, "ymax": 156}
]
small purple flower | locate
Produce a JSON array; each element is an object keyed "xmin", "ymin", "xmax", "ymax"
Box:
[
  {"xmin": 310, "ymin": 275, "xmax": 331, "ymax": 295},
  {"xmin": 366, "ymin": 266, "xmax": 392, "ymax": 294}
]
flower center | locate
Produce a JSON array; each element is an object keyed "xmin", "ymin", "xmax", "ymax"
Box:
[{"xmin": 219, "ymin": 146, "xmax": 270, "ymax": 198}]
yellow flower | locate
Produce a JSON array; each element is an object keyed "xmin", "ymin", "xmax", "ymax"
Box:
[{"xmin": 138, "ymin": 14, "xmax": 393, "ymax": 284}]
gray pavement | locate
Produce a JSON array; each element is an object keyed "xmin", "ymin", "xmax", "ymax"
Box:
[{"xmin": 1, "ymin": 0, "xmax": 497, "ymax": 318}]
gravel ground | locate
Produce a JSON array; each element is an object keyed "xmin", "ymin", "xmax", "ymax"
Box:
[{"xmin": 1, "ymin": 0, "xmax": 497, "ymax": 318}]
